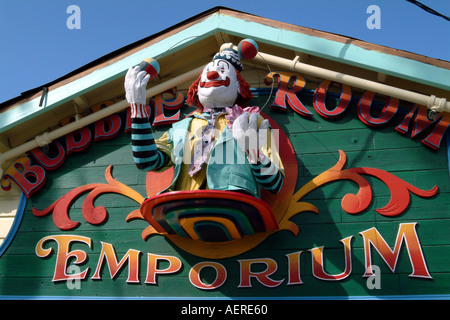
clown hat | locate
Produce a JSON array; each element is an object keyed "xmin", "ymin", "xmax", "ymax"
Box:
[
  {"xmin": 214, "ymin": 39, "xmax": 259, "ymax": 72},
  {"xmin": 213, "ymin": 43, "xmax": 243, "ymax": 72}
]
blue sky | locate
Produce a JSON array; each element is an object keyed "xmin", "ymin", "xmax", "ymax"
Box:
[{"xmin": 0, "ymin": 0, "xmax": 449, "ymax": 104}]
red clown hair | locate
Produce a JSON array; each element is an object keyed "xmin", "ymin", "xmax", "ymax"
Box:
[{"xmin": 186, "ymin": 69, "xmax": 253, "ymax": 111}]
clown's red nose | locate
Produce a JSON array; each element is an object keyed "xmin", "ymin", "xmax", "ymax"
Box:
[{"xmin": 206, "ymin": 71, "xmax": 220, "ymax": 80}]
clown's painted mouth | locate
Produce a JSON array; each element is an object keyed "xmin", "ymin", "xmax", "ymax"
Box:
[{"xmin": 199, "ymin": 77, "xmax": 230, "ymax": 88}]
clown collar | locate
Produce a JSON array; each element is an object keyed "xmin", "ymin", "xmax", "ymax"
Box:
[{"xmin": 192, "ymin": 105, "xmax": 260, "ymax": 128}]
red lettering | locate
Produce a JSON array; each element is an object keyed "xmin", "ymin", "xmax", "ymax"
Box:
[
  {"xmin": 65, "ymin": 127, "xmax": 92, "ymax": 155},
  {"xmin": 1, "ymin": 156, "xmax": 46, "ymax": 198},
  {"xmin": 151, "ymin": 88, "xmax": 185, "ymax": 126},
  {"xmin": 310, "ymin": 236, "xmax": 353, "ymax": 281},
  {"xmin": 146, "ymin": 253, "xmax": 183, "ymax": 284},
  {"xmin": 360, "ymin": 223, "xmax": 431, "ymax": 278},
  {"xmin": 189, "ymin": 261, "xmax": 227, "ymax": 290},
  {"xmin": 286, "ymin": 251, "xmax": 303, "ymax": 285},
  {"xmin": 90, "ymin": 101, "xmax": 123, "ymax": 141},
  {"xmin": 395, "ymin": 104, "xmax": 450, "ymax": 150},
  {"xmin": 358, "ymin": 91, "xmax": 399, "ymax": 126},
  {"xmin": 28, "ymin": 140, "xmax": 66, "ymax": 171},
  {"xmin": 91, "ymin": 242, "xmax": 140, "ymax": 283},
  {"xmin": 94, "ymin": 115, "xmax": 122, "ymax": 141},
  {"xmin": 35, "ymin": 235, "xmax": 91, "ymax": 282},
  {"xmin": 264, "ymin": 71, "xmax": 312, "ymax": 117},
  {"xmin": 314, "ymin": 80, "xmax": 352, "ymax": 118},
  {"xmin": 238, "ymin": 258, "xmax": 284, "ymax": 288}
]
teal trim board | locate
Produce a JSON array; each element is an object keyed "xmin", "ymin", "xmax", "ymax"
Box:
[
  {"xmin": 216, "ymin": 13, "xmax": 450, "ymax": 90},
  {"xmin": 0, "ymin": 192, "xmax": 26, "ymax": 257},
  {"xmin": 1, "ymin": 9, "xmax": 448, "ymax": 134},
  {"xmin": 0, "ymin": 15, "xmax": 219, "ymax": 133}
]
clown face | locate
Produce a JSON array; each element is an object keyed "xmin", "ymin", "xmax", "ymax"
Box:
[{"xmin": 197, "ymin": 59, "xmax": 240, "ymax": 109}]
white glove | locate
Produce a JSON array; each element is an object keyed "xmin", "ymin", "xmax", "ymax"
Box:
[
  {"xmin": 125, "ymin": 66, "xmax": 150, "ymax": 118},
  {"xmin": 232, "ymin": 112, "xmax": 270, "ymax": 164}
]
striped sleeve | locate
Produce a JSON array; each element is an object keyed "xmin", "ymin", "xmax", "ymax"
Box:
[
  {"xmin": 131, "ymin": 118, "xmax": 169, "ymax": 172},
  {"xmin": 250, "ymin": 154, "xmax": 284, "ymax": 194}
]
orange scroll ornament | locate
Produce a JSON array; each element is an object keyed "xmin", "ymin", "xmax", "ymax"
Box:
[
  {"xmin": 32, "ymin": 166, "xmax": 144, "ymax": 230},
  {"xmin": 281, "ymin": 150, "xmax": 439, "ymax": 235}
]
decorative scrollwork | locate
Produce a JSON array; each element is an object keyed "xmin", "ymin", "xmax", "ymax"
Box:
[
  {"xmin": 279, "ymin": 150, "xmax": 439, "ymax": 235},
  {"xmin": 33, "ymin": 150, "xmax": 439, "ymax": 260},
  {"xmin": 32, "ymin": 165, "xmax": 144, "ymax": 230}
]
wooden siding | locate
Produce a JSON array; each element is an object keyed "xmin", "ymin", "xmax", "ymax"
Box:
[
  {"xmin": 0, "ymin": 189, "xmax": 20, "ymax": 247},
  {"xmin": 0, "ymin": 92, "xmax": 448, "ymax": 299}
]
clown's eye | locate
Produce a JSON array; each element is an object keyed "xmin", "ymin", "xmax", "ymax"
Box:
[{"xmin": 217, "ymin": 60, "xmax": 230, "ymax": 70}]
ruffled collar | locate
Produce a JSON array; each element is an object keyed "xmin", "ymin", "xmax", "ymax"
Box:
[
  {"xmin": 200, "ymin": 105, "xmax": 260, "ymax": 128},
  {"xmin": 224, "ymin": 105, "xmax": 260, "ymax": 128}
]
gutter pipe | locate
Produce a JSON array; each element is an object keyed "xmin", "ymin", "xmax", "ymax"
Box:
[{"xmin": 1, "ymin": 52, "xmax": 449, "ymax": 173}]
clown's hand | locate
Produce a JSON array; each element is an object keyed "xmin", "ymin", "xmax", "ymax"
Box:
[
  {"xmin": 125, "ymin": 66, "xmax": 150, "ymax": 118},
  {"xmin": 232, "ymin": 112, "xmax": 270, "ymax": 164}
]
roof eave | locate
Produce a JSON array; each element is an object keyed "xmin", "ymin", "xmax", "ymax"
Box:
[{"xmin": 1, "ymin": 7, "xmax": 449, "ymax": 134}]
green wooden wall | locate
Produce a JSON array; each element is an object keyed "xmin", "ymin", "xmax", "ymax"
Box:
[{"xmin": 0, "ymin": 92, "xmax": 449, "ymax": 299}]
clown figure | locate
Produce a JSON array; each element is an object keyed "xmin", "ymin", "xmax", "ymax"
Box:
[{"xmin": 125, "ymin": 44, "xmax": 284, "ymax": 198}]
